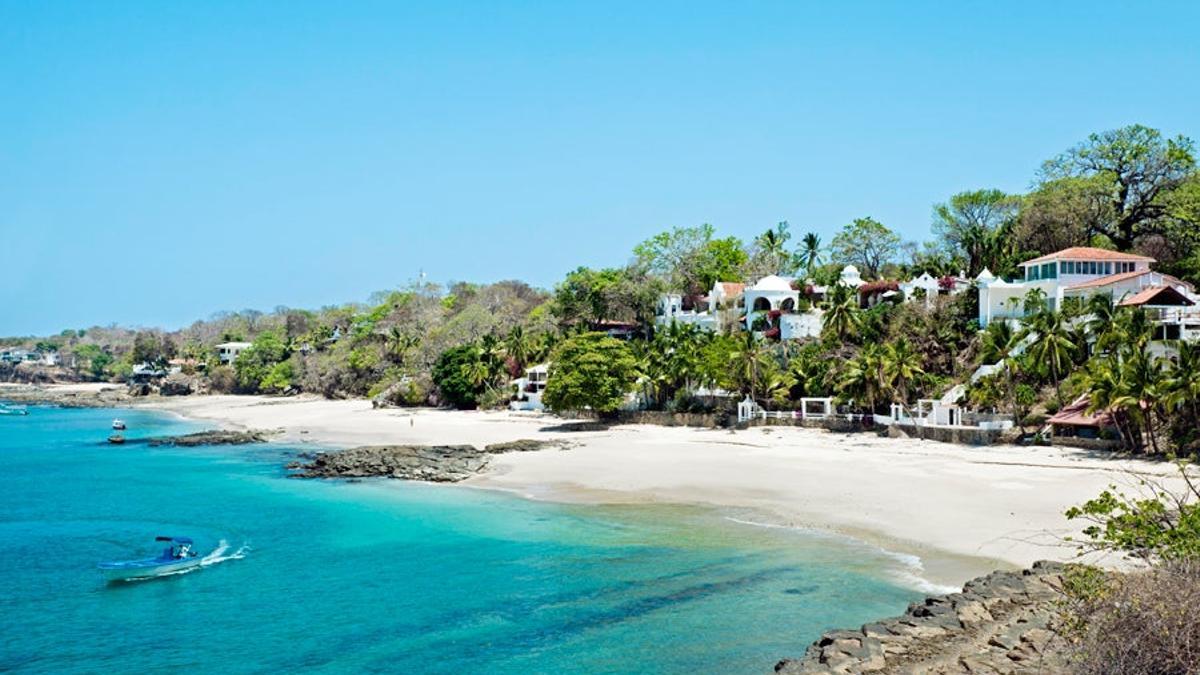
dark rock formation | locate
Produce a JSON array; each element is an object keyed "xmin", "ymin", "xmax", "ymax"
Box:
[
  {"xmin": 145, "ymin": 429, "xmax": 277, "ymax": 447},
  {"xmin": 291, "ymin": 438, "xmax": 567, "ymax": 482},
  {"xmin": 775, "ymin": 561, "xmax": 1070, "ymax": 674}
]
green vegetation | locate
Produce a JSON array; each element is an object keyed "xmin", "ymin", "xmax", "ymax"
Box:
[
  {"xmin": 543, "ymin": 333, "xmax": 638, "ymax": 414},
  {"xmin": 3, "ymin": 123, "xmax": 1198, "ymax": 437}
]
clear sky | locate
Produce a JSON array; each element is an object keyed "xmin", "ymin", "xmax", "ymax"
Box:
[{"xmin": 2, "ymin": 1, "xmax": 1197, "ymax": 336}]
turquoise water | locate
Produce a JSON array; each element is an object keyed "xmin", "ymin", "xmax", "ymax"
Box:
[{"xmin": 0, "ymin": 406, "xmax": 921, "ymax": 673}]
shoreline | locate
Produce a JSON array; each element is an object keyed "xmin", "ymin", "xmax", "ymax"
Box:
[{"xmin": 5, "ymin": 383, "xmax": 1174, "ymax": 589}]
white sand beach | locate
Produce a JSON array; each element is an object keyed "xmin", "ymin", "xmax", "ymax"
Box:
[{"xmin": 12, "ymin": 385, "xmax": 1178, "ymax": 587}]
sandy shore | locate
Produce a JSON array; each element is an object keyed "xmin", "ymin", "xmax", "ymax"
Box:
[{"xmin": 7, "ymin": 385, "xmax": 1180, "ymax": 587}]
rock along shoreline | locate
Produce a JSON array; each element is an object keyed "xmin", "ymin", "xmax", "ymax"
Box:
[
  {"xmin": 775, "ymin": 561, "xmax": 1071, "ymax": 674},
  {"xmin": 288, "ymin": 439, "xmax": 571, "ymax": 483}
]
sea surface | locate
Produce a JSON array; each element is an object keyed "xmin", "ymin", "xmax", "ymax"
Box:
[{"xmin": 0, "ymin": 405, "xmax": 926, "ymax": 674}]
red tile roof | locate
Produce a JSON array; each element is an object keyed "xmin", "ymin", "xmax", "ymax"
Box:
[
  {"xmin": 1065, "ymin": 270, "xmax": 1149, "ymax": 290},
  {"xmin": 1048, "ymin": 395, "xmax": 1116, "ymax": 428},
  {"xmin": 1117, "ymin": 285, "xmax": 1195, "ymax": 307},
  {"xmin": 718, "ymin": 282, "xmax": 745, "ymax": 297},
  {"xmin": 1022, "ymin": 247, "xmax": 1155, "ymax": 265},
  {"xmin": 1066, "ymin": 269, "xmax": 1194, "ymax": 291}
]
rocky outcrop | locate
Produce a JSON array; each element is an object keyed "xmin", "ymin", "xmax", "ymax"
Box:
[
  {"xmin": 159, "ymin": 374, "xmax": 201, "ymax": 396},
  {"xmin": 775, "ymin": 561, "xmax": 1070, "ymax": 675},
  {"xmin": 0, "ymin": 384, "xmax": 133, "ymax": 407},
  {"xmin": 145, "ymin": 429, "xmax": 278, "ymax": 447},
  {"xmin": 290, "ymin": 438, "xmax": 567, "ymax": 482}
]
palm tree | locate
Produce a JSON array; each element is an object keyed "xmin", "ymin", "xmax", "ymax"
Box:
[
  {"xmin": 821, "ymin": 284, "xmax": 863, "ymax": 342},
  {"xmin": 757, "ymin": 222, "xmax": 791, "ymax": 266},
  {"xmin": 730, "ymin": 330, "xmax": 773, "ymax": 401},
  {"xmin": 385, "ymin": 326, "xmax": 419, "ymax": 366},
  {"xmin": 882, "ymin": 338, "xmax": 925, "ymax": 404},
  {"xmin": 1165, "ymin": 341, "xmax": 1200, "ymax": 440},
  {"xmin": 798, "ymin": 232, "xmax": 823, "ymax": 276},
  {"xmin": 504, "ymin": 326, "xmax": 532, "ymax": 371},
  {"xmin": 1022, "ymin": 307, "xmax": 1075, "ymax": 405},
  {"xmin": 835, "ymin": 344, "xmax": 886, "ymax": 413},
  {"xmin": 1084, "ymin": 294, "xmax": 1118, "ymax": 355},
  {"xmin": 979, "ymin": 320, "xmax": 1017, "ymax": 365}
]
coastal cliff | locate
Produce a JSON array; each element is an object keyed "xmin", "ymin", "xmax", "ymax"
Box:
[{"xmin": 775, "ymin": 561, "xmax": 1070, "ymax": 674}]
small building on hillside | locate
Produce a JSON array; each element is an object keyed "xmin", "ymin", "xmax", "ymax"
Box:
[
  {"xmin": 743, "ymin": 275, "xmax": 799, "ymax": 329},
  {"xmin": 1047, "ymin": 395, "xmax": 1121, "ymax": 441},
  {"xmin": 215, "ymin": 342, "xmax": 253, "ymax": 365},
  {"xmin": 510, "ymin": 363, "xmax": 550, "ymax": 411},
  {"xmin": 656, "ymin": 280, "xmax": 746, "ymax": 333}
]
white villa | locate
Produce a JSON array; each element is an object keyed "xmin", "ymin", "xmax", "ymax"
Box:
[
  {"xmin": 656, "ymin": 264, "xmax": 974, "ymax": 342},
  {"xmin": 215, "ymin": 341, "xmax": 254, "ymax": 365},
  {"xmin": 509, "ymin": 363, "xmax": 549, "ymax": 411},
  {"xmin": 977, "ymin": 247, "xmax": 1199, "ymax": 337}
]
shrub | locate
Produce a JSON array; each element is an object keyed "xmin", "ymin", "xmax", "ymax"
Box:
[
  {"xmin": 208, "ymin": 365, "xmax": 236, "ymax": 393},
  {"xmin": 1064, "ymin": 558, "xmax": 1200, "ymax": 675},
  {"xmin": 431, "ymin": 345, "xmax": 481, "ymax": 409}
]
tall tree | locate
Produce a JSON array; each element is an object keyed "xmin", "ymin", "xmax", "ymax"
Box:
[
  {"xmin": 830, "ymin": 217, "xmax": 900, "ymax": 279},
  {"xmin": 745, "ymin": 221, "xmax": 797, "ymax": 278},
  {"xmin": 543, "ymin": 333, "xmax": 638, "ymax": 414},
  {"xmin": 931, "ymin": 189, "xmax": 1020, "ymax": 276},
  {"xmin": 634, "ymin": 224, "xmax": 747, "ymax": 294},
  {"xmin": 797, "ymin": 232, "xmax": 823, "ymax": 277},
  {"xmin": 1038, "ymin": 124, "xmax": 1196, "ymax": 250}
]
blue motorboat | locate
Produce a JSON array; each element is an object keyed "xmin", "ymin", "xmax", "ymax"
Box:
[{"xmin": 98, "ymin": 536, "xmax": 202, "ymax": 581}]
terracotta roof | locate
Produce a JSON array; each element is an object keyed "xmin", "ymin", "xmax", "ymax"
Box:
[
  {"xmin": 1065, "ymin": 270, "xmax": 1149, "ymax": 290},
  {"xmin": 1022, "ymin": 247, "xmax": 1155, "ymax": 265},
  {"xmin": 1048, "ymin": 395, "xmax": 1117, "ymax": 428},
  {"xmin": 718, "ymin": 282, "xmax": 745, "ymax": 296},
  {"xmin": 1118, "ymin": 285, "xmax": 1195, "ymax": 307},
  {"xmin": 1066, "ymin": 269, "xmax": 1194, "ymax": 292}
]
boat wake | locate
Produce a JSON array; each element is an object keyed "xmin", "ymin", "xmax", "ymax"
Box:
[{"xmin": 199, "ymin": 539, "xmax": 250, "ymax": 567}]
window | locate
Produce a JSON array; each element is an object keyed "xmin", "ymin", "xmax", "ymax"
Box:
[
  {"xmin": 1066, "ymin": 261, "xmax": 1075, "ymax": 274},
  {"xmin": 1104, "ymin": 262, "xmax": 1112, "ymax": 275},
  {"xmin": 1027, "ymin": 266, "xmax": 1038, "ymax": 280},
  {"xmin": 1089, "ymin": 261, "xmax": 1098, "ymax": 274}
]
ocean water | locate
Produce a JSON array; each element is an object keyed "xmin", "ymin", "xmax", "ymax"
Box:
[{"xmin": 0, "ymin": 405, "xmax": 924, "ymax": 674}]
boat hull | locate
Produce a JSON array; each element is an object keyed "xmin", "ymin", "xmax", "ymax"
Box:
[{"xmin": 99, "ymin": 557, "xmax": 203, "ymax": 581}]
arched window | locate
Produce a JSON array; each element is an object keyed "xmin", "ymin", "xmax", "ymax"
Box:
[
  {"xmin": 753, "ymin": 297, "xmax": 771, "ymax": 312},
  {"xmin": 780, "ymin": 298, "xmax": 795, "ymax": 312}
]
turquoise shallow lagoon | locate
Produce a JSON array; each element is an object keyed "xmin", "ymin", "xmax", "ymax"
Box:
[{"xmin": 0, "ymin": 406, "xmax": 922, "ymax": 673}]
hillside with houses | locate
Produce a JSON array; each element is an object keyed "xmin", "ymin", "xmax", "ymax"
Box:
[{"xmin": 5, "ymin": 124, "xmax": 1200, "ymax": 455}]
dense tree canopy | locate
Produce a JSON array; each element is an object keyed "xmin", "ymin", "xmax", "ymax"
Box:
[
  {"xmin": 1038, "ymin": 124, "xmax": 1196, "ymax": 251},
  {"xmin": 543, "ymin": 333, "xmax": 638, "ymax": 414},
  {"xmin": 830, "ymin": 217, "xmax": 900, "ymax": 279}
]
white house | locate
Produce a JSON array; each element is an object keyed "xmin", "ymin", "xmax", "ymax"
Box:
[
  {"xmin": 510, "ymin": 363, "xmax": 549, "ymax": 411},
  {"xmin": 216, "ymin": 341, "xmax": 254, "ymax": 365},
  {"xmin": 656, "ymin": 280, "xmax": 745, "ymax": 333},
  {"xmin": 977, "ymin": 247, "xmax": 1167, "ymax": 327},
  {"xmin": 743, "ymin": 275, "xmax": 799, "ymax": 329}
]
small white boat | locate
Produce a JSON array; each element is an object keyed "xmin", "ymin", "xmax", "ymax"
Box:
[
  {"xmin": 98, "ymin": 536, "xmax": 202, "ymax": 582},
  {"xmin": 111, "ymin": 419, "xmax": 126, "ymax": 430},
  {"xmin": 0, "ymin": 404, "xmax": 29, "ymax": 416}
]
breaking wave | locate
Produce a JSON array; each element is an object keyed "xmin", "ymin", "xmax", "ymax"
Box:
[{"xmin": 723, "ymin": 516, "xmax": 959, "ymax": 595}]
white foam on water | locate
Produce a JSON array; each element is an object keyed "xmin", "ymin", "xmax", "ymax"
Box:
[
  {"xmin": 200, "ymin": 539, "xmax": 250, "ymax": 566},
  {"xmin": 723, "ymin": 516, "xmax": 960, "ymax": 595}
]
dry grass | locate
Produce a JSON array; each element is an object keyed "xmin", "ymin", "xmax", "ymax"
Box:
[{"xmin": 1067, "ymin": 558, "xmax": 1200, "ymax": 675}]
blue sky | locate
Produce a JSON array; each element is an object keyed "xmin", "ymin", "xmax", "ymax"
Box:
[{"xmin": 2, "ymin": 1, "xmax": 1197, "ymax": 335}]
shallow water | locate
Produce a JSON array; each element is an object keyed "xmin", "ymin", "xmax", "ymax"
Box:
[{"xmin": 0, "ymin": 405, "xmax": 923, "ymax": 673}]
